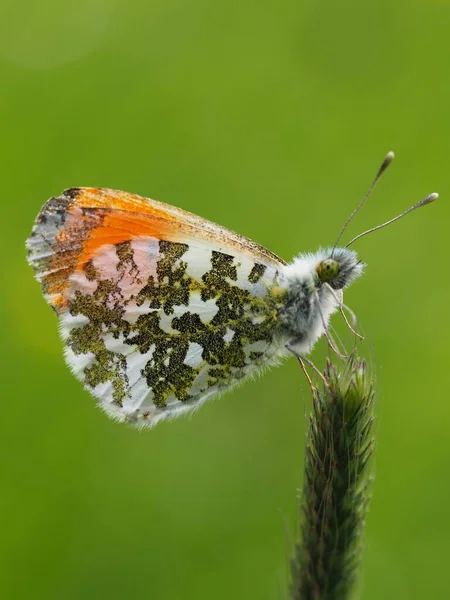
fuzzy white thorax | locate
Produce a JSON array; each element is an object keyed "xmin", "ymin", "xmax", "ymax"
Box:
[{"xmin": 277, "ymin": 248, "xmax": 364, "ymax": 356}]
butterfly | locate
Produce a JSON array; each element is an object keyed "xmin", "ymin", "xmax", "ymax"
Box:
[{"xmin": 26, "ymin": 153, "xmax": 437, "ymax": 427}]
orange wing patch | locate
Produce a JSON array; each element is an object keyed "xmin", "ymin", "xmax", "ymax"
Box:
[
  {"xmin": 27, "ymin": 187, "xmax": 285, "ymax": 311},
  {"xmin": 28, "ymin": 188, "xmax": 185, "ymax": 310},
  {"xmin": 71, "ymin": 205, "xmax": 177, "ymax": 268},
  {"xmin": 71, "ymin": 187, "xmax": 175, "ymax": 217}
]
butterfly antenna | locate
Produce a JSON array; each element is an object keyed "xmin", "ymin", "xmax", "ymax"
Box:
[
  {"xmin": 331, "ymin": 151, "xmax": 395, "ymax": 257},
  {"xmin": 346, "ymin": 192, "xmax": 438, "ymax": 248}
]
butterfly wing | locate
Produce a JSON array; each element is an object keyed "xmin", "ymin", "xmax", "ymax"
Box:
[{"xmin": 27, "ymin": 188, "xmax": 288, "ymax": 427}]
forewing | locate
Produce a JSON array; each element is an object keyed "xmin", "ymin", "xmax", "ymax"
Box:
[{"xmin": 27, "ymin": 188, "xmax": 287, "ymax": 427}]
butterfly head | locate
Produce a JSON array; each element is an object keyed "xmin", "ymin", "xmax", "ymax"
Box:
[{"xmin": 316, "ymin": 247, "xmax": 364, "ymax": 290}]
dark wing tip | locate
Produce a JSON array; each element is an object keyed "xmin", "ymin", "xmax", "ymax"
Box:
[
  {"xmin": 36, "ymin": 188, "xmax": 81, "ymax": 222},
  {"xmin": 63, "ymin": 187, "xmax": 82, "ymax": 200},
  {"xmin": 26, "ymin": 188, "xmax": 83, "ymax": 265}
]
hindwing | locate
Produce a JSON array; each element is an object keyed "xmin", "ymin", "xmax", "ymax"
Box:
[{"xmin": 27, "ymin": 188, "xmax": 288, "ymax": 426}]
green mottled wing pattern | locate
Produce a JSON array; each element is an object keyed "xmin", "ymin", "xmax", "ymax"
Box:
[{"xmin": 61, "ymin": 239, "xmax": 287, "ymax": 426}]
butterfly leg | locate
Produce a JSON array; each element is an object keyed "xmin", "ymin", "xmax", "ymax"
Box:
[
  {"xmin": 313, "ymin": 291, "xmax": 347, "ymax": 359},
  {"xmin": 324, "ymin": 283, "xmax": 363, "ymax": 341},
  {"xmin": 296, "ymin": 355, "xmax": 317, "ymax": 397},
  {"xmin": 285, "ymin": 343, "xmax": 331, "ymax": 393}
]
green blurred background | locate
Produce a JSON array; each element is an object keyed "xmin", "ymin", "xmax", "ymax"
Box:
[{"xmin": 1, "ymin": 1, "xmax": 449, "ymax": 598}]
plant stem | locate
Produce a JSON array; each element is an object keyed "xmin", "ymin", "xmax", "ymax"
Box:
[{"xmin": 290, "ymin": 354, "xmax": 375, "ymax": 600}]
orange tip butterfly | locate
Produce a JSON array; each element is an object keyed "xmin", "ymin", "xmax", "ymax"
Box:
[{"xmin": 26, "ymin": 152, "xmax": 437, "ymax": 427}]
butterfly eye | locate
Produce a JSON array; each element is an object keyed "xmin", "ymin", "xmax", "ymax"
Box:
[{"xmin": 317, "ymin": 259, "xmax": 340, "ymax": 282}]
